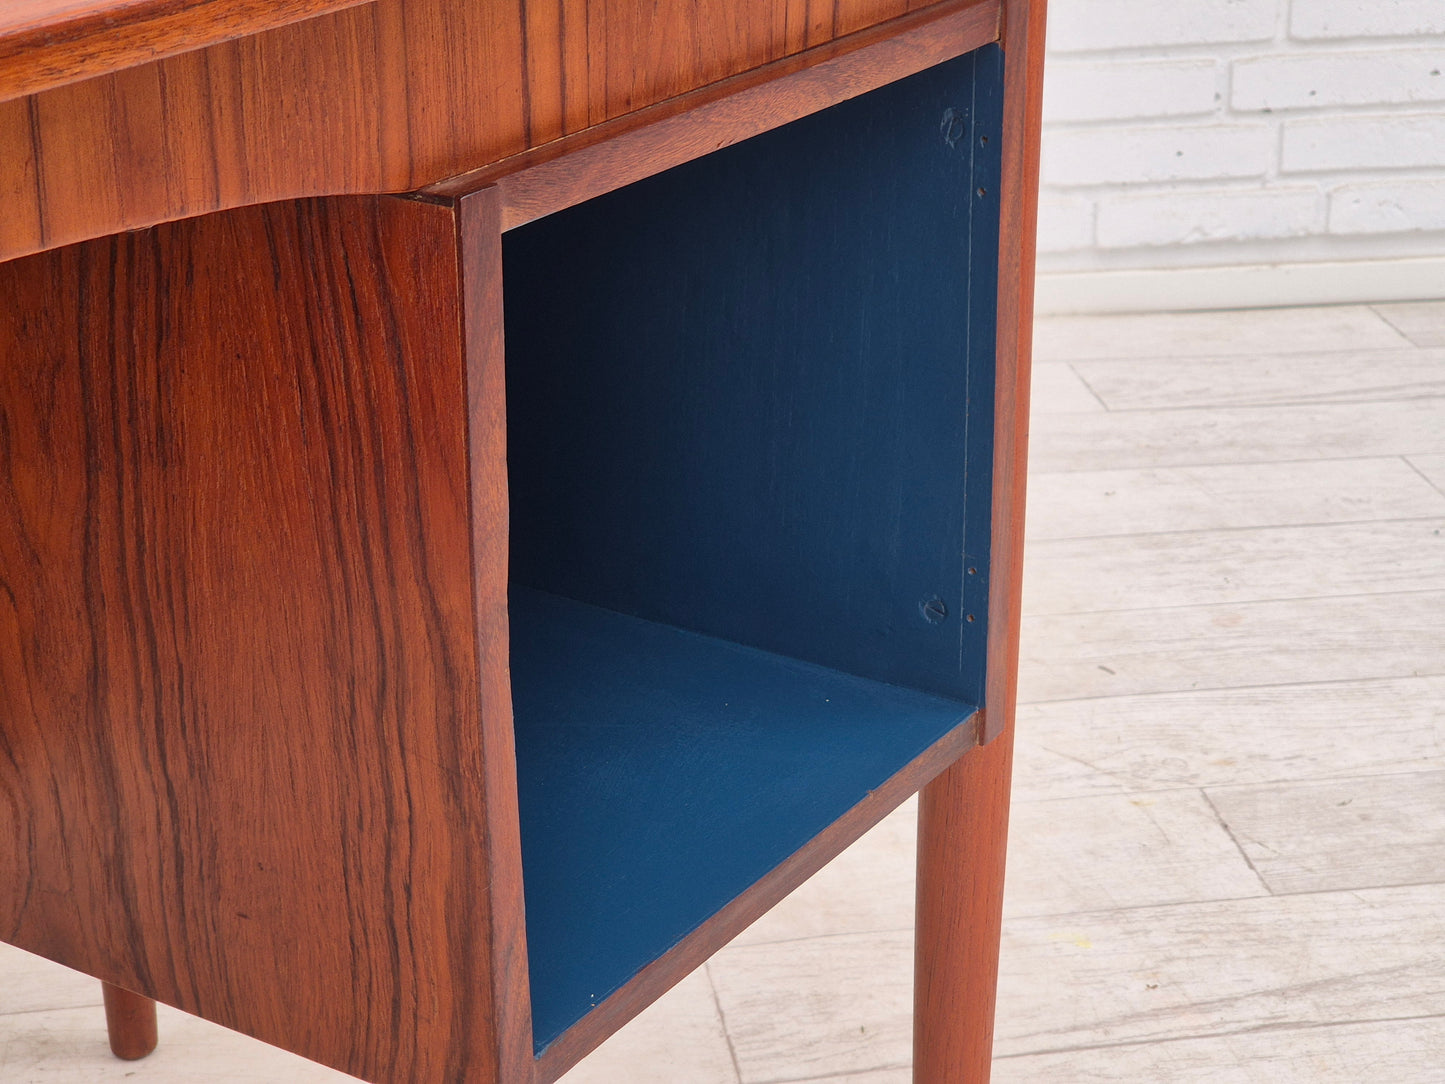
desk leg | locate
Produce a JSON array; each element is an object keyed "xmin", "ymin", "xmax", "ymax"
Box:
[
  {"xmin": 913, "ymin": 722, "xmax": 1014, "ymax": 1083},
  {"xmin": 102, "ymin": 983, "xmax": 158, "ymax": 1060}
]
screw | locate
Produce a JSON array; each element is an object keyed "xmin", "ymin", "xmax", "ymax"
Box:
[{"xmin": 921, "ymin": 598, "xmax": 949, "ymax": 624}]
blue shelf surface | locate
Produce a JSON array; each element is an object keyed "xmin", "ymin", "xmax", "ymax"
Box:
[{"xmin": 510, "ymin": 587, "xmax": 979, "ymax": 1054}]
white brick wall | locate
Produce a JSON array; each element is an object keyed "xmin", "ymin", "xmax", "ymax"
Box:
[{"xmin": 1038, "ymin": 0, "xmax": 1445, "ymax": 309}]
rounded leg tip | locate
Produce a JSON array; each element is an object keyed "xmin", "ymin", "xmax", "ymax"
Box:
[{"xmin": 102, "ymin": 982, "xmax": 159, "ymax": 1061}]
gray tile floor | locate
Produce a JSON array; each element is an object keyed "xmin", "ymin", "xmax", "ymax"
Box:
[{"xmin": 4, "ymin": 302, "xmax": 1443, "ymax": 1081}]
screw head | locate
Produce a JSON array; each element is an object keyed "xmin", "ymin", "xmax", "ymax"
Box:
[{"xmin": 920, "ymin": 597, "xmax": 949, "ymax": 625}]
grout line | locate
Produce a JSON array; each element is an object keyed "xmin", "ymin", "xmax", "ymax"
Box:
[
  {"xmin": 1025, "ymin": 451, "xmax": 1445, "ymax": 478},
  {"xmin": 1403, "ymin": 454, "xmax": 1445, "ymax": 500},
  {"xmin": 1017, "ymin": 672, "xmax": 1445, "ymax": 700},
  {"xmin": 717, "ymin": 926, "xmax": 914, "ymax": 951},
  {"xmin": 1044, "ymin": 391, "xmax": 1445, "ymax": 417},
  {"xmin": 685, "ymin": 869, "xmax": 1445, "ymax": 952},
  {"xmin": 992, "ymin": 1011, "xmax": 1445, "ymax": 1062},
  {"xmin": 1002, "ymin": 879, "xmax": 1445, "ymax": 923},
  {"xmin": 0, "ymin": 1001, "xmax": 106, "ymax": 1018},
  {"xmin": 1013, "ymin": 762, "xmax": 1445, "ymax": 806},
  {"xmin": 752, "ymin": 1063, "xmax": 912, "ymax": 1084},
  {"xmin": 1066, "ymin": 360, "xmax": 1112, "ymax": 412},
  {"xmin": 1199, "ymin": 788, "xmax": 1274, "ymax": 896},
  {"xmin": 1046, "ymin": 341, "xmax": 1439, "ymax": 366},
  {"xmin": 1019, "ymin": 670, "xmax": 1445, "ymax": 709},
  {"xmin": 1369, "ymin": 304, "xmax": 1430, "ymax": 348},
  {"xmin": 1029, "ymin": 450, "xmax": 1445, "ymax": 475},
  {"xmin": 1025, "ymin": 513, "xmax": 1445, "ymax": 545},
  {"xmin": 1020, "ymin": 582, "xmax": 1445, "ymax": 618},
  {"xmin": 703, "ymin": 961, "xmax": 747, "ymax": 1084}
]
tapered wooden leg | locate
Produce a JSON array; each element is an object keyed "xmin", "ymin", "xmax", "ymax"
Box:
[
  {"xmin": 913, "ymin": 721, "xmax": 1015, "ymax": 1083},
  {"xmin": 102, "ymin": 982, "xmax": 158, "ymax": 1060}
]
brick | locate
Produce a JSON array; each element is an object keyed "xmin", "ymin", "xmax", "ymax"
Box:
[
  {"xmin": 1097, "ymin": 187, "xmax": 1321, "ymax": 247},
  {"xmin": 1330, "ymin": 180, "xmax": 1445, "ymax": 234},
  {"xmin": 1037, "ymin": 196, "xmax": 1096, "ymax": 253},
  {"xmin": 1045, "ymin": 59, "xmax": 1219, "ymax": 123},
  {"xmin": 1292, "ymin": 0, "xmax": 1445, "ymax": 39},
  {"xmin": 1042, "ymin": 125, "xmax": 1273, "ymax": 187},
  {"xmin": 1282, "ymin": 114, "xmax": 1445, "ymax": 172},
  {"xmin": 1232, "ymin": 50, "xmax": 1445, "ymax": 111},
  {"xmin": 1048, "ymin": 0, "xmax": 1277, "ymax": 52}
]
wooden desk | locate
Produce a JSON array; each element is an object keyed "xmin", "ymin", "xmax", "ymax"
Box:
[{"xmin": 0, "ymin": 1, "xmax": 1044, "ymax": 1080}]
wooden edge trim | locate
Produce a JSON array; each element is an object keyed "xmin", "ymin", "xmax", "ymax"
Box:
[
  {"xmin": 453, "ymin": 186, "xmax": 537, "ymax": 1079},
  {"xmin": 422, "ymin": 0, "xmax": 1002, "ymax": 229},
  {"xmin": 530, "ymin": 712, "xmax": 983, "ymax": 1084},
  {"xmin": 0, "ymin": 0, "xmax": 371, "ymax": 103},
  {"xmin": 981, "ymin": 0, "xmax": 1045, "ymax": 745}
]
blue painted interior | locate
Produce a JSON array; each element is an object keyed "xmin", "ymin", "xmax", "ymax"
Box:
[
  {"xmin": 509, "ymin": 589, "xmax": 977, "ymax": 1051},
  {"xmin": 501, "ymin": 46, "xmax": 1005, "ymax": 1054}
]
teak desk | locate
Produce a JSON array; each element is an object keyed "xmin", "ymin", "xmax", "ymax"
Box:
[{"xmin": 0, "ymin": 0, "xmax": 1045, "ymax": 1080}]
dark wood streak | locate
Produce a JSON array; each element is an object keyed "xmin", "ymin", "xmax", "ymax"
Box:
[
  {"xmin": 0, "ymin": 0, "xmax": 999, "ymax": 263},
  {"xmin": 0, "ymin": 195, "xmax": 527, "ymax": 1083},
  {"xmin": 426, "ymin": 0, "xmax": 1000, "ymax": 228},
  {"xmin": 0, "ymin": 0, "xmax": 375, "ymax": 100}
]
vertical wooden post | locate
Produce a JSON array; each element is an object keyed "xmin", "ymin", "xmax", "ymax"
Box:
[
  {"xmin": 102, "ymin": 983, "xmax": 158, "ymax": 1060},
  {"xmin": 913, "ymin": 0, "xmax": 1046, "ymax": 1079},
  {"xmin": 913, "ymin": 722, "xmax": 1015, "ymax": 1082}
]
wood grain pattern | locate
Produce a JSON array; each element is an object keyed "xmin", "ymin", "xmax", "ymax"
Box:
[
  {"xmin": 0, "ymin": 0, "xmax": 370, "ymax": 101},
  {"xmin": 0, "ymin": 194, "xmax": 527, "ymax": 1083},
  {"xmin": 913, "ymin": 720, "xmax": 1015, "ymax": 1083},
  {"xmin": 0, "ymin": 0, "xmax": 999, "ymax": 264},
  {"xmin": 911, "ymin": 0, "xmax": 1044, "ymax": 1078},
  {"xmin": 101, "ymin": 982, "xmax": 158, "ymax": 1060},
  {"xmin": 427, "ymin": 0, "xmax": 1000, "ymax": 226},
  {"xmin": 982, "ymin": 0, "xmax": 1046, "ymax": 743}
]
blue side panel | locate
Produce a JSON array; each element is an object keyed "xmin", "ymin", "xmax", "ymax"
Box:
[
  {"xmin": 509, "ymin": 588, "xmax": 977, "ymax": 1052},
  {"xmin": 503, "ymin": 47, "xmax": 1003, "ymax": 705}
]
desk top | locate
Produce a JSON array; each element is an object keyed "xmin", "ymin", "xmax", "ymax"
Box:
[
  {"xmin": 0, "ymin": 0, "xmax": 369, "ymax": 100},
  {"xmin": 0, "ymin": 0, "xmax": 1000, "ymax": 264}
]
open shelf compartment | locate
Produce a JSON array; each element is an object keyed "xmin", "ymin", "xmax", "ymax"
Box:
[{"xmin": 501, "ymin": 45, "xmax": 1004, "ymax": 1055}]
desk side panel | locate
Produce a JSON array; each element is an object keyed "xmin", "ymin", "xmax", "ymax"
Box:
[{"xmin": 0, "ymin": 195, "xmax": 523, "ymax": 1083}]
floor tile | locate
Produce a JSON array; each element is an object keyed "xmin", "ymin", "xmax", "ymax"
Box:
[
  {"xmin": 1375, "ymin": 301, "xmax": 1445, "ymax": 347},
  {"xmin": 993, "ymin": 1015, "xmax": 1445, "ymax": 1083},
  {"xmin": 1410, "ymin": 453, "xmax": 1445, "ymax": 496},
  {"xmin": 558, "ymin": 970, "xmax": 739, "ymax": 1084},
  {"xmin": 1034, "ymin": 306, "xmax": 1410, "ymax": 362},
  {"xmin": 1029, "ymin": 397, "xmax": 1445, "ymax": 472},
  {"xmin": 994, "ymin": 883, "xmax": 1445, "ymax": 1057},
  {"xmin": 1004, "ymin": 790, "xmax": 1265, "ymax": 917},
  {"xmin": 1011, "ymin": 676, "xmax": 1445, "ymax": 800},
  {"xmin": 1023, "ymin": 519, "xmax": 1445, "ymax": 615},
  {"xmin": 0, "ymin": 944, "xmax": 104, "ymax": 1015},
  {"xmin": 1018, "ymin": 590, "xmax": 1445, "ymax": 702},
  {"xmin": 0, "ymin": 1002, "xmax": 357, "ymax": 1082},
  {"xmin": 1206, "ymin": 769, "xmax": 1445, "ymax": 895},
  {"xmin": 730, "ymin": 799, "xmax": 916, "ymax": 947},
  {"xmin": 707, "ymin": 931, "xmax": 913, "ymax": 1083},
  {"xmin": 1073, "ymin": 348, "xmax": 1445, "ymax": 411},
  {"xmin": 1031, "ymin": 362, "xmax": 1106, "ymax": 414},
  {"xmin": 1025, "ymin": 458, "xmax": 1445, "ymax": 541}
]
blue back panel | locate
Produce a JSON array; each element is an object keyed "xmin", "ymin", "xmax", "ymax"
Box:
[{"xmin": 504, "ymin": 46, "xmax": 1003, "ymax": 706}]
